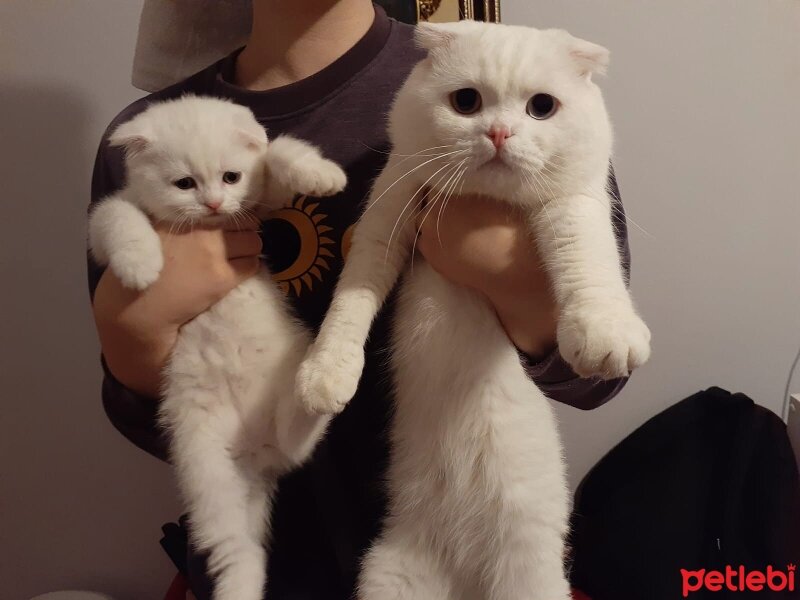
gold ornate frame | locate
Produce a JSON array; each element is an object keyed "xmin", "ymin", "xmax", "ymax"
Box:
[
  {"xmin": 419, "ymin": 0, "xmax": 501, "ymax": 23},
  {"xmin": 377, "ymin": 0, "xmax": 501, "ymax": 24}
]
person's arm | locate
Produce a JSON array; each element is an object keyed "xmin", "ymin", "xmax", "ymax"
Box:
[
  {"xmin": 417, "ymin": 165, "xmax": 630, "ymax": 410},
  {"xmin": 88, "ymin": 113, "xmax": 262, "ymax": 459}
]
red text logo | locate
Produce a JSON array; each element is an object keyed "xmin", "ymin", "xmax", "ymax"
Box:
[{"xmin": 681, "ymin": 565, "xmax": 795, "ymax": 597}]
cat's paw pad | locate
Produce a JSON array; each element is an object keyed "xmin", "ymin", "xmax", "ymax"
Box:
[
  {"xmin": 558, "ymin": 303, "xmax": 651, "ymax": 379},
  {"xmin": 293, "ymin": 159, "xmax": 347, "ymax": 198},
  {"xmin": 110, "ymin": 249, "xmax": 163, "ymax": 291},
  {"xmin": 296, "ymin": 345, "xmax": 364, "ymax": 415}
]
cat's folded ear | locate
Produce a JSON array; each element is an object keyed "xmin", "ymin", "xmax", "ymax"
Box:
[
  {"xmin": 108, "ymin": 117, "xmax": 152, "ymax": 157},
  {"xmin": 414, "ymin": 20, "xmax": 482, "ymax": 52},
  {"xmin": 553, "ymin": 30, "xmax": 610, "ymax": 79},
  {"xmin": 231, "ymin": 105, "xmax": 268, "ymax": 152}
]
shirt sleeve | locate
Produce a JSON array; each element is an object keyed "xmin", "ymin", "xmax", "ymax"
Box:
[
  {"xmin": 88, "ymin": 105, "xmax": 169, "ymax": 461},
  {"xmin": 521, "ymin": 164, "xmax": 631, "ymax": 410}
]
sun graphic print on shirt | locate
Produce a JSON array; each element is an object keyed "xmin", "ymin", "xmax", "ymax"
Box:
[{"xmin": 266, "ymin": 195, "xmax": 336, "ymax": 296}]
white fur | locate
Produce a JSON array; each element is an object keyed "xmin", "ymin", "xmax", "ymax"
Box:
[
  {"xmin": 89, "ymin": 96, "xmax": 347, "ymax": 600},
  {"xmin": 297, "ymin": 22, "xmax": 650, "ymax": 599}
]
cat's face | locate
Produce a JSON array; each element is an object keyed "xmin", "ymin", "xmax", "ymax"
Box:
[
  {"xmin": 391, "ymin": 22, "xmax": 613, "ymax": 205},
  {"xmin": 110, "ymin": 96, "xmax": 267, "ymax": 225}
]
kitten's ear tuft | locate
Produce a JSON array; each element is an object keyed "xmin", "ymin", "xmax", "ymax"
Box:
[
  {"xmin": 568, "ymin": 36, "xmax": 610, "ymax": 79},
  {"xmin": 108, "ymin": 119, "xmax": 152, "ymax": 156}
]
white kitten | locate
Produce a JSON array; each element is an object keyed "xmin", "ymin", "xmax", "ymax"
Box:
[
  {"xmin": 89, "ymin": 95, "xmax": 346, "ymax": 600},
  {"xmin": 297, "ymin": 22, "xmax": 650, "ymax": 600}
]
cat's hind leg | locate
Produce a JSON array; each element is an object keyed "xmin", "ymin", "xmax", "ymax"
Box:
[
  {"xmin": 358, "ymin": 532, "xmax": 454, "ymax": 600},
  {"xmin": 169, "ymin": 410, "xmax": 267, "ymax": 600},
  {"xmin": 244, "ymin": 474, "xmax": 274, "ymax": 541},
  {"xmin": 487, "ymin": 549, "xmax": 572, "ymax": 600},
  {"xmin": 484, "ymin": 517, "xmax": 572, "ymax": 600}
]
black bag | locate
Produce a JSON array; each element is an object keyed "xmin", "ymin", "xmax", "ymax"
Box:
[{"xmin": 569, "ymin": 387, "xmax": 800, "ymax": 599}]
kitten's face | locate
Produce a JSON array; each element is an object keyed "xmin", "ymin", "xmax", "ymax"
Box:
[
  {"xmin": 111, "ymin": 97, "xmax": 267, "ymax": 225},
  {"xmin": 134, "ymin": 136, "xmax": 262, "ymax": 226},
  {"xmin": 392, "ymin": 23, "xmax": 612, "ymax": 204}
]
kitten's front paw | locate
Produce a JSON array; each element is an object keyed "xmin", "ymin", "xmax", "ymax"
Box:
[
  {"xmin": 296, "ymin": 343, "xmax": 364, "ymax": 415},
  {"xmin": 109, "ymin": 248, "xmax": 163, "ymax": 291},
  {"xmin": 558, "ymin": 302, "xmax": 651, "ymax": 379},
  {"xmin": 292, "ymin": 158, "xmax": 347, "ymax": 198}
]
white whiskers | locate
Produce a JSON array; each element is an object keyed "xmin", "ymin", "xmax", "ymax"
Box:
[
  {"xmin": 384, "ymin": 154, "xmax": 468, "ymax": 262},
  {"xmin": 366, "ymin": 148, "xmax": 468, "ymax": 218}
]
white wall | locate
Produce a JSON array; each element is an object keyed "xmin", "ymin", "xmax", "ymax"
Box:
[
  {"xmin": 502, "ymin": 0, "xmax": 800, "ymax": 488},
  {"xmin": 1, "ymin": 1, "xmax": 798, "ymax": 598},
  {"xmin": 0, "ymin": 2, "xmax": 180, "ymax": 599}
]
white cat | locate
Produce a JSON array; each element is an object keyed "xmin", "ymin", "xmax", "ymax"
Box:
[
  {"xmin": 89, "ymin": 95, "xmax": 347, "ymax": 600},
  {"xmin": 296, "ymin": 22, "xmax": 650, "ymax": 600}
]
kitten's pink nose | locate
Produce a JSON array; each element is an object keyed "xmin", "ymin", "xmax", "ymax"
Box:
[
  {"xmin": 487, "ymin": 126, "xmax": 513, "ymax": 150},
  {"xmin": 205, "ymin": 200, "xmax": 222, "ymax": 212}
]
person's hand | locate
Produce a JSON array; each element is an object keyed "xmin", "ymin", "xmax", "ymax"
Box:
[
  {"xmin": 92, "ymin": 216, "xmax": 263, "ymax": 397},
  {"xmin": 416, "ymin": 194, "xmax": 558, "ymax": 358}
]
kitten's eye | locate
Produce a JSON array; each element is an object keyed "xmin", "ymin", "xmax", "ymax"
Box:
[
  {"xmin": 450, "ymin": 88, "xmax": 482, "ymax": 115},
  {"xmin": 222, "ymin": 171, "xmax": 241, "ymax": 184},
  {"xmin": 526, "ymin": 94, "xmax": 559, "ymax": 120},
  {"xmin": 174, "ymin": 177, "xmax": 196, "ymax": 190}
]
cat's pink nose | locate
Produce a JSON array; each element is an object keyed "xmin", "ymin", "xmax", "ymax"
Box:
[
  {"xmin": 487, "ymin": 126, "xmax": 513, "ymax": 150},
  {"xmin": 205, "ymin": 200, "xmax": 222, "ymax": 212}
]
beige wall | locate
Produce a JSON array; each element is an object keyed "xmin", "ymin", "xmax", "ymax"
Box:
[
  {"xmin": 1, "ymin": 0, "xmax": 797, "ymax": 598},
  {"xmin": 0, "ymin": 2, "xmax": 179, "ymax": 599},
  {"xmin": 503, "ymin": 0, "xmax": 800, "ymax": 487}
]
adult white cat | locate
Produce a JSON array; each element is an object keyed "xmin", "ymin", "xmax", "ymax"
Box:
[
  {"xmin": 89, "ymin": 96, "xmax": 346, "ymax": 600},
  {"xmin": 297, "ymin": 22, "xmax": 650, "ymax": 600}
]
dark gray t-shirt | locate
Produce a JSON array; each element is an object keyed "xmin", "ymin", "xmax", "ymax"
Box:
[{"xmin": 88, "ymin": 6, "xmax": 630, "ymax": 598}]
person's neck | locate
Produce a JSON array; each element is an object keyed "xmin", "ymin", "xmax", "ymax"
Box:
[{"xmin": 236, "ymin": 0, "xmax": 375, "ymax": 91}]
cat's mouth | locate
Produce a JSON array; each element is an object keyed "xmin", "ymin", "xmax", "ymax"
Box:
[{"xmin": 480, "ymin": 154, "xmax": 514, "ymax": 171}]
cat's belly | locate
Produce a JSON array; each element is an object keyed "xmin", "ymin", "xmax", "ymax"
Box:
[
  {"xmin": 162, "ymin": 269, "xmax": 309, "ymax": 457},
  {"xmin": 388, "ymin": 261, "xmax": 568, "ymax": 564}
]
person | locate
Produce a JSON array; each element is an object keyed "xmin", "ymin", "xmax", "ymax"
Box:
[{"xmin": 88, "ymin": 1, "xmax": 632, "ymax": 597}]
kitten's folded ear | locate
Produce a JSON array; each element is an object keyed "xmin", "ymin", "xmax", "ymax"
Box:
[
  {"xmin": 553, "ymin": 30, "xmax": 610, "ymax": 79},
  {"xmin": 108, "ymin": 117, "xmax": 152, "ymax": 157},
  {"xmin": 231, "ymin": 106, "xmax": 268, "ymax": 152}
]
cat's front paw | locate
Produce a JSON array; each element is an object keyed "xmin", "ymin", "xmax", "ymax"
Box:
[
  {"xmin": 558, "ymin": 302, "xmax": 651, "ymax": 379},
  {"xmin": 109, "ymin": 248, "xmax": 163, "ymax": 291},
  {"xmin": 292, "ymin": 158, "xmax": 347, "ymax": 198},
  {"xmin": 296, "ymin": 343, "xmax": 364, "ymax": 415}
]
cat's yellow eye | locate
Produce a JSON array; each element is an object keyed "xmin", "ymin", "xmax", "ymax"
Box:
[
  {"xmin": 174, "ymin": 177, "xmax": 196, "ymax": 190},
  {"xmin": 450, "ymin": 88, "xmax": 482, "ymax": 115},
  {"xmin": 223, "ymin": 171, "xmax": 242, "ymax": 184},
  {"xmin": 526, "ymin": 94, "xmax": 559, "ymax": 120}
]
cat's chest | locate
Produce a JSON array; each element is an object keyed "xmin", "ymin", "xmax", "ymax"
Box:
[
  {"xmin": 392, "ymin": 261, "xmax": 521, "ymax": 391},
  {"xmin": 182, "ymin": 271, "xmax": 295, "ymax": 346}
]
